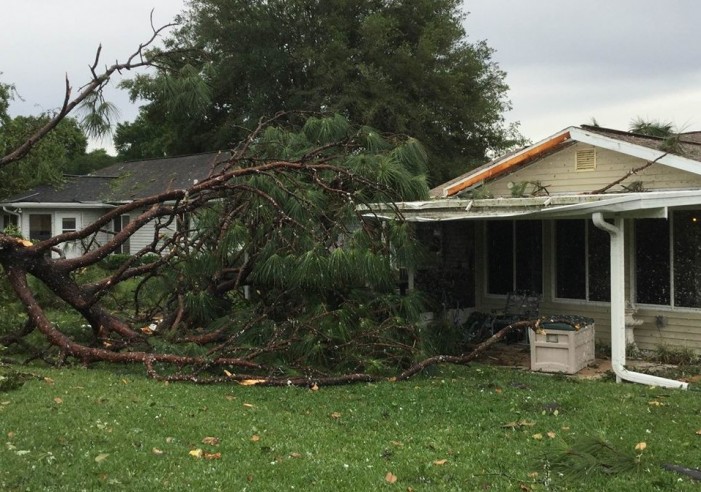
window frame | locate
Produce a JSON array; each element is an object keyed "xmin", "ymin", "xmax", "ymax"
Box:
[
  {"xmin": 485, "ymin": 219, "xmax": 543, "ymax": 296},
  {"xmin": 552, "ymin": 219, "xmax": 611, "ymax": 303},
  {"xmin": 634, "ymin": 210, "xmax": 701, "ymax": 309}
]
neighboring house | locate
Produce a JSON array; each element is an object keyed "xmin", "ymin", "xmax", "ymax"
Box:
[
  {"xmin": 0, "ymin": 152, "xmax": 228, "ymax": 258},
  {"xmin": 366, "ymin": 125, "xmax": 701, "ymax": 358}
]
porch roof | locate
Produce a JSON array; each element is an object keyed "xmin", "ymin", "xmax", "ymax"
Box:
[{"xmin": 361, "ymin": 189, "xmax": 701, "ymax": 222}]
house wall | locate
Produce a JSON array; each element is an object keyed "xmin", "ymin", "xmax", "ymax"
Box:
[
  {"xmin": 17, "ymin": 207, "xmax": 111, "ymax": 258},
  {"xmin": 470, "ymin": 218, "xmax": 701, "ymax": 354},
  {"xmin": 487, "ymin": 143, "xmax": 701, "ymax": 197},
  {"xmin": 15, "ymin": 207, "xmax": 179, "ymax": 258},
  {"xmin": 128, "ymin": 209, "xmax": 179, "ymax": 254}
]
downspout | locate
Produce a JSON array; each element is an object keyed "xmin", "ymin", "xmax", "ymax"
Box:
[
  {"xmin": 2, "ymin": 206, "xmax": 21, "ymax": 217},
  {"xmin": 592, "ymin": 213, "xmax": 688, "ymax": 389}
]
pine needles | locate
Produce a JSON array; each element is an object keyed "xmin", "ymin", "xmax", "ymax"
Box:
[{"xmin": 542, "ymin": 435, "xmax": 640, "ymax": 480}]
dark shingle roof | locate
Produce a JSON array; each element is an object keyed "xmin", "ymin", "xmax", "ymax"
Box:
[{"xmin": 3, "ymin": 152, "xmax": 230, "ymax": 204}]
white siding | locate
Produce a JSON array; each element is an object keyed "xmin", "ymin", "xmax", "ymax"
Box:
[
  {"xmin": 487, "ymin": 144, "xmax": 701, "ymax": 197},
  {"xmin": 18, "ymin": 207, "xmax": 112, "ymax": 258}
]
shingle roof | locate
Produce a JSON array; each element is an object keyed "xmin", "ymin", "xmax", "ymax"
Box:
[
  {"xmin": 3, "ymin": 152, "xmax": 230, "ymax": 204},
  {"xmin": 580, "ymin": 125, "xmax": 701, "ymax": 162}
]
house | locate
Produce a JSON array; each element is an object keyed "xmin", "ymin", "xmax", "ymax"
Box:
[
  {"xmin": 0, "ymin": 152, "xmax": 229, "ymax": 258},
  {"xmin": 365, "ymin": 125, "xmax": 701, "ymax": 388}
]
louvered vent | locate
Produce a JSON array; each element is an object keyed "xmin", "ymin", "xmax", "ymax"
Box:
[{"xmin": 575, "ymin": 149, "xmax": 596, "ymax": 171}]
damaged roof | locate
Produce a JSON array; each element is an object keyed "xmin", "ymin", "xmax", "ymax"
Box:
[{"xmin": 431, "ymin": 125, "xmax": 701, "ymax": 198}]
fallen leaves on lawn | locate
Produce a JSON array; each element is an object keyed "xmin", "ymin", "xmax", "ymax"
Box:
[
  {"xmin": 53, "ymin": 397, "xmax": 63, "ymax": 405},
  {"xmin": 243, "ymin": 403, "xmax": 255, "ymax": 408},
  {"xmin": 635, "ymin": 442, "xmax": 647, "ymax": 452},
  {"xmin": 385, "ymin": 471, "xmax": 398, "ymax": 484},
  {"xmin": 204, "ymin": 452, "xmax": 222, "ymax": 460},
  {"xmin": 94, "ymin": 453, "xmax": 109, "ymax": 463},
  {"xmin": 532, "ymin": 433, "xmax": 543, "ymax": 440},
  {"xmin": 202, "ymin": 436, "xmax": 220, "ymax": 446},
  {"xmin": 239, "ymin": 379, "xmax": 266, "ymax": 386},
  {"xmin": 330, "ymin": 412, "xmax": 342, "ymax": 420},
  {"xmin": 547, "ymin": 431, "xmax": 557, "ymax": 439},
  {"xmin": 189, "ymin": 449, "xmax": 203, "ymax": 458},
  {"xmin": 310, "ymin": 383, "xmax": 319, "ymax": 391},
  {"xmin": 433, "ymin": 459, "xmax": 448, "ymax": 466},
  {"xmin": 502, "ymin": 419, "xmax": 536, "ymax": 429},
  {"xmin": 696, "ymin": 429, "xmax": 701, "ymax": 436},
  {"xmin": 152, "ymin": 448, "xmax": 164, "ymax": 455},
  {"xmin": 289, "ymin": 452, "xmax": 302, "ymax": 458},
  {"xmin": 250, "ymin": 434, "xmax": 261, "ymax": 442}
]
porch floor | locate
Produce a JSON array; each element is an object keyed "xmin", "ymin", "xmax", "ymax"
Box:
[{"xmin": 471, "ymin": 343, "xmax": 676, "ymax": 380}]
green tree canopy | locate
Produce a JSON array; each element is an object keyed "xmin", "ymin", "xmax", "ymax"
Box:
[
  {"xmin": 0, "ymin": 114, "xmax": 88, "ymax": 199},
  {"xmin": 116, "ymin": 0, "xmax": 520, "ymax": 184}
]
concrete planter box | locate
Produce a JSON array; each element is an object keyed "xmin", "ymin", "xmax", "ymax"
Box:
[{"xmin": 529, "ymin": 322, "xmax": 595, "ymax": 374}]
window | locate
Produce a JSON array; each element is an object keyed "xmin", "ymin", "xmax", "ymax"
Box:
[
  {"xmin": 636, "ymin": 211, "xmax": 701, "ymax": 308},
  {"xmin": 486, "ymin": 220, "xmax": 542, "ymax": 295},
  {"xmin": 2, "ymin": 213, "xmax": 18, "ymax": 231},
  {"xmin": 635, "ymin": 219, "xmax": 670, "ymax": 305},
  {"xmin": 673, "ymin": 211, "xmax": 701, "ymax": 307},
  {"xmin": 62, "ymin": 217, "xmax": 77, "ymax": 234},
  {"xmin": 29, "ymin": 214, "xmax": 52, "ymax": 241},
  {"xmin": 113, "ymin": 214, "xmax": 131, "ymax": 254},
  {"xmin": 554, "ymin": 220, "xmax": 610, "ymax": 301}
]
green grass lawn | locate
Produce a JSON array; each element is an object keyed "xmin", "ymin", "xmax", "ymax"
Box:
[{"xmin": 1, "ymin": 362, "xmax": 700, "ymax": 491}]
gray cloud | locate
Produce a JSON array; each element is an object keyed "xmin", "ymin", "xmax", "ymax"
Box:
[{"xmin": 2, "ymin": 0, "xmax": 699, "ymax": 153}]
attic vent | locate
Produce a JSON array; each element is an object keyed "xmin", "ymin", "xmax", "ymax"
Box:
[{"xmin": 575, "ymin": 149, "xmax": 596, "ymax": 171}]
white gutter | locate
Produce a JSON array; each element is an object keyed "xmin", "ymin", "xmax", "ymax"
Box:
[
  {"xmin": 592, "ymin": 212, "xmax": 688, "ymax": 389},
  {"xmin": 2, "ymin": 206, "xmax": 21, "ymax": 217},
  {"xmin": 0, "ymin": 202, "xmax": 113, "ymax": 209}
]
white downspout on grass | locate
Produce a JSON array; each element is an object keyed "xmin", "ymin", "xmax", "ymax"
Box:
[{"xmin": 591, "ymin": 213, "xmax": 688, "ymax": 390}]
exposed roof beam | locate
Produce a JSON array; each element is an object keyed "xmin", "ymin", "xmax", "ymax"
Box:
[{"xmin": 441, "ymin": 129, "xmax": 572, "ymax": 197}]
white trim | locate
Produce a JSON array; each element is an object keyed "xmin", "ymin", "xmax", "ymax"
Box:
[
  {"xmin": 569, "ymin": 127, "xmax": 701, "ymax": 176},
  {"xmin": 364, "ymin": 190, "xmax": 701, "ymax": 222},
  {"xmin": 3, "ymin": 202, "xmax": 114, "ymax": 209}
]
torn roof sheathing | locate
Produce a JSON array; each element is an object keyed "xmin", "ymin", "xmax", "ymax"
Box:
[{"xmin": 438, "ymin": 129, "xmax": 572, "ymax": 198}]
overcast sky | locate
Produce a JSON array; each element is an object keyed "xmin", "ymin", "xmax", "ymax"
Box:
[{"xmin": 3, "ymin": 0, "xmax": 700, "ymax": 153}]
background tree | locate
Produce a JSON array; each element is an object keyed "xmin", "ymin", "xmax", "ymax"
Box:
[
  {"xmin": 117, "ymin": 0, "xmax": 521, "ymax": 184},
  {"xmin": 0, "ymin": 115, "xmax": 87, "ymax": 199}
]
